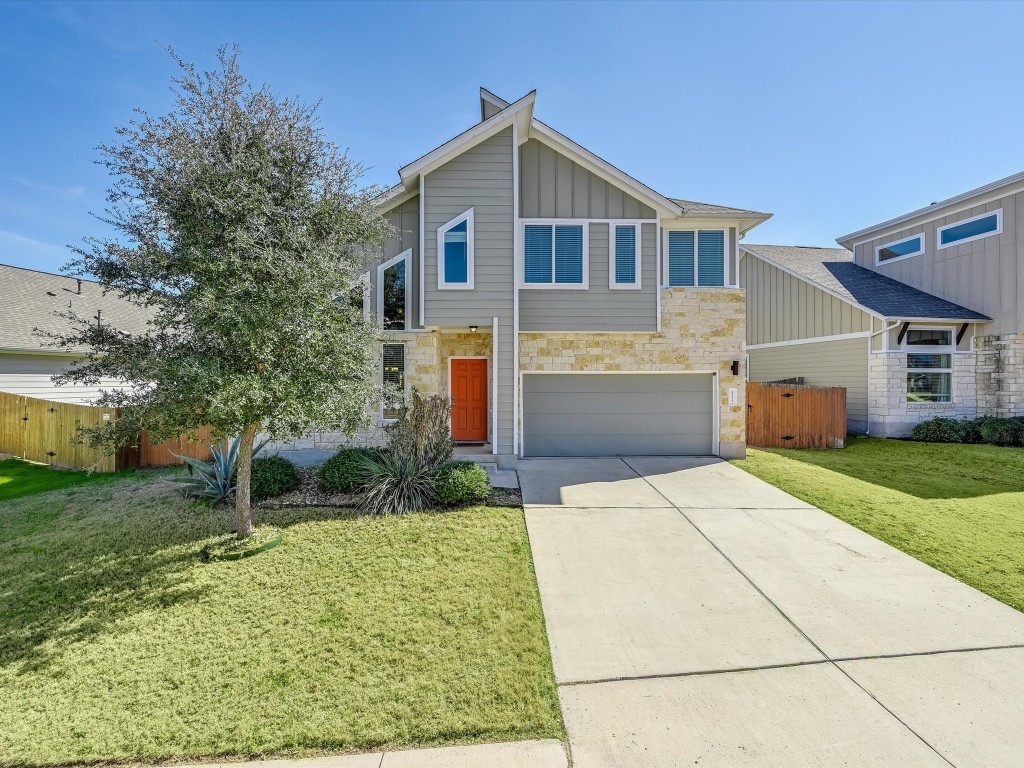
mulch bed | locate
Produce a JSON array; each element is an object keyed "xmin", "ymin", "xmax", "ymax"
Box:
[
  {"xmin": 257, "ymin": 466, "xmax": 523, "ymax": 509},
  {"xmin": 257, "ymin": 466, "xmax": 358, "ymax": 508}
]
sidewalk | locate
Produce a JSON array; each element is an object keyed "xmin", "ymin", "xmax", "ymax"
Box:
[{"xmin": 189, "ymin": 740, "xmax": 566, "ymax": 768}]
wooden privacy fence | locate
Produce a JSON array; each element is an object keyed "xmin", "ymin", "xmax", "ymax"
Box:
[
  {"xmin": 0, "ymin": 391, "xmax": 213, "ymax": 472},
  {"xmin": 747, "ymin": 382, "xmax": 847, "ymax": 449}
]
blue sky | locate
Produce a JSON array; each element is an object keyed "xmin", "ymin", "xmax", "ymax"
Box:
[{"xmin": 2, "ymin": 0, "xmax": 1023, "ymax": 274}]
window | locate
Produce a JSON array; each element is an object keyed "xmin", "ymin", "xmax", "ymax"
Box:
[
  {"xmin": 666, "ymin": 229, "xmax": 727, "ymax": 287},
  {"xmin": 609, "ymin": 224, "xmax": 641, "ymax": 288},
  {"xmin": 522, "ymin": 222, "xmax": 587, "ymax": 287},
  {"xmin": 377, "ymin": 251, "xmax": 409, "ymax": 330},
  {"xmin": 438, "ymin": 210, "xmax": 474, "ymax": 288},
  {"xmin": 381, "ymin": 343, "xmax": 406, "ymax": 420},
  {"xmin": 903, "ymin": 326, "xmax": 953, "ymax": 403},
  {"xmin": 938, "ymin": 210, "xmax": 1001, "ymax": 249},
  {"xmin": 876, "ymin": 234, "xmax": 924, "ymax": 264}
]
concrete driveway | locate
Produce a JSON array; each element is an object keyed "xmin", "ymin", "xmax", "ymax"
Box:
[{"xmin": 520, "ymin": 457, "xmax": 1024, "ymax": 768}]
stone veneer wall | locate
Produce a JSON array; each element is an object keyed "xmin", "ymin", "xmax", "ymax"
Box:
[
  {"xmin": 867, "ymin": 351, "xmax": 978, "ymax": 437},
  {"xmin": 976, "ymin": 332, "xmax": 1024, "ymax": 417},
  {"xmin": 518, "ymin": 288, "xmax": 747, "ymax": 457}
]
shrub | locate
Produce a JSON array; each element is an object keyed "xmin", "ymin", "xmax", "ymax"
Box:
[
  {"xmin": 911, "ymin": 418, "xmax": 969, "ymax": 443},
  {"xmin": 356, "ymin": 452, "xmax": 438, "ymax": 516},
  {"xmin": 250, "ymin": 455, "xmax": 300, "ymax": 501},
  {"xmin": 434, "ymin": 461, "xmax": 491, "ymax": 506},
  {"xmin": 318, "ymin": 447, "xmax": 379, "ymax": 493},
  {"xmin": 974, "ymin": 416, "xmax": 1024, "ymax": 446},
  {"xmin": 386, "ymin": 390, "xmax": 454, "ymax": 470}
]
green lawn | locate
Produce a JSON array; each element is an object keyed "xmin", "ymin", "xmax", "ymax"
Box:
[
  {"xmin": 733, "ymin": 437, "xmax": 1024, "ymax": 612},
  {"xmin": 0, "ymin": 474, "xmax": 563, "ymax": 765},
  {"xmin": 0, "ymin": 457, "xmax": 124, "ymax": 502}
]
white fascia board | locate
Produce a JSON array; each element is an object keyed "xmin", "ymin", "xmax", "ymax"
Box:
[
  {"xmin": 836, "ymin": 169, "xmax": 1024, "ymax": 247},
  {"xmin": 480, "ymin": 87, "xmax": 510, "ymax": 119},
  {"xmin": 738, "ymin": 245, "xmax": 886, "ymax": 322},
  {"xmin": 376, "ymin": 183, "xmax": 418, "ymax": 213},
  {"xmin": 398, "ymin": 91, "xmax": 537, "ymax": 190},
  {"xmin": 529, "ymin": 119, "xmax": 683, "ymax": 218}
]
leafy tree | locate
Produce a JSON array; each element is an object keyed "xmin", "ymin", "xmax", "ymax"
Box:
[{"xmin": 51, "ymin": 45, "xmax": 393, "ymax": 538}]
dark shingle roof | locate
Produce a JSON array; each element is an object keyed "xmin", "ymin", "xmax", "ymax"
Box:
[
  {"xmin": 743, "ymin": 244, "xmax": 990, "ymax": 322},
  {"xmin": 0, "ymin": 264, "xmax": 153, "ymax": 352}
]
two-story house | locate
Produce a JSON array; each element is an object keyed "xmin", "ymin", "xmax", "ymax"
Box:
[
  {"xmin": 276, "ymin": 88, "xmax": 770, "ymax": 464},
  {"xmin": 741, "ymin": 171, "xmax": 1024, "ymax": 437}
]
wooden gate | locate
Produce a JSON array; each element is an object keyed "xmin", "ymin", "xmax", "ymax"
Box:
[
  {"xmin": 0, "ymin": 391, "xmax": 119, "ymax": 471},
  {"xmin": 0, "ymin": 391, "xmax": 214, "ymax": 471},
  {"xmin": 747, "ymin": 382, "xmax": 847, "ymax": 449}
]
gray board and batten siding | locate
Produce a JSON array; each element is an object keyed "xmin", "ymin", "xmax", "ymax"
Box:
[
  {"xmin": 852, "ymin": 188, "xmax": 1024, "ymax": 336},
  {"xmin": 740, "ymin": 253, "xmax": 873, "ymax": 346}
]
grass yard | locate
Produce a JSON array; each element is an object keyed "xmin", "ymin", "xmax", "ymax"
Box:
[
  {"xmin": 733, "ymin": 437, "xmax": 1024, "ymax": 612},
  {"xmin": 0, "ymin": 473, "xmax": 563, "ymax": 766},
  {"xmin": 0, "ymin": 457, "xmax": 125, "ymax": 502}
]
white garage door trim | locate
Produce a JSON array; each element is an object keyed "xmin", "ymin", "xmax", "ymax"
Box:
[{"xmin": 518, "ymin": 370, "xmax": 719, "ymax": 458}]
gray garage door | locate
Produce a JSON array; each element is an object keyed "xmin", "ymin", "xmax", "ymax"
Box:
[{"xmin": 522, "ymin": 373, "xmax": 715, "ymax": 457}]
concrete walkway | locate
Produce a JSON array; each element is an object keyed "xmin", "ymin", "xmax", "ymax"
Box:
[
  {"xmin": 188, "ymin": 740, "xmax": 566, "ymax": 768},
  {"xmin": 519, "ymin": 457, "xmax": 1024, "ymax": 768}
]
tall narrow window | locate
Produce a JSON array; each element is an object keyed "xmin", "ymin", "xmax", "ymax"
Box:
[
  {"xmin": 610, "ymin": 224, "xmax": 640, "ymax": 288},
  {"xmin": 377, "ymin": 251, "xmax": 408, "ymax": 330},
  {"xmin": 382, "ymin": 343, "xmax": 406, "ymax": 420},
  {"xmin": 522, "ymin": 223, "xmax": 587, "ymax": 287},
  {"xmin": 667, "ymin": 230, "xmax": 726, "ymax": 287},
  {"xmin": 697, "ymin": 230, "xmax": 725, "ymax": 286},
  {"xmin": 667, "ymin": 231, "xmax": 695, "ymax": 286},
  {"xmin": 438, "ymin": 209, "xmax": 474, "ymax": 288}
]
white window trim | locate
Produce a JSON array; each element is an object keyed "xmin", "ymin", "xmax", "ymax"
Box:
[
  {"xmin": 359, "ymin": 270, "xmax": 371, "ymax": 321},
  {"xmin": 437, "ymin": 209, "xmax": 475, "ymax": 290},
  {"xmin": 377, "ymin": 249, "xmax": 411, "ymax": 331},
  {"xmin": 380, "ymin": 341, "xmax": 406, "ymax": 423},
  {"xmin": 662, "ymin": 228, "xmax": 732, "ymax": 288},
  {"xmin": 518, "ymin": 219, "xmax": 590, "ymax": 290},
  {"xmin": 902, "ymin": 325, "xmax": 954, "ymax": 404},
  {"xmin": 609, "ymin": 221, "xmax": 643, "ymax": 290},
  {"xmin": 937, "ymin": 209, "xmax": 1002, "ymax": 250},
  {"xmin": 875, "ymin": 233, "xmax": 925, "ymax": 266}
]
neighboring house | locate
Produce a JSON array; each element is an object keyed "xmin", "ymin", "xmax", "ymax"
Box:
[
  {"xmin": 273, "ymin": 87, "xmax": 770, "ymax": 463},
  {"xmin": 0, "ymin": 263, "xmax": 150, "ymax": 403},
  {"xmin": 742, "ymin": 170, "xmax": 1024, "ymax": 437}
]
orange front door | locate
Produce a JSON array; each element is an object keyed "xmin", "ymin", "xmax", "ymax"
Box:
[{"xmin": 451, "ymin": 358, "xmax": 488, "ymax": 442}]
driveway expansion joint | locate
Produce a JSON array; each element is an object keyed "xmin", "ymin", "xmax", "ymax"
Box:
[{"xmin": 622, "ymin": 457, "xmax": 960, "ymax": 768}]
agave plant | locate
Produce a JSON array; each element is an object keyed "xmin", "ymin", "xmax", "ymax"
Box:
[{"xmin": 174, "ymin": 435, "xmax": 270, "ymax": 507}]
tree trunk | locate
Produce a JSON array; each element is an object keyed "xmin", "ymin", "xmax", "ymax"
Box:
[{"xmin": 235, "ymin": 423, "xmax": 258, "ymax": 540}]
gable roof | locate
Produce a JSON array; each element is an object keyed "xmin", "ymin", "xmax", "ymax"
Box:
[
  {"xmin": 668, "ymin": 198, "xmax": 771, "ymax": 220},
  {"xmin": 741, "ymin": 244, "xmax": 990, "ymax": 323},
  {"xmin": 0, "ymin": 263, "xmax": 152, "ymax": 353},
  {"xmin": 837, "ymin": 169, "xmax": 1024, "ymax": 246}
]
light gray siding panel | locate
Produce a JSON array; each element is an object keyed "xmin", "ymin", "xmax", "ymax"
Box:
[
  {"xmin": 519, "ymin": 222, "xmax": 657, "ymax": 332},
  {"xmin": 368, "ymin": 196, "xmax": 420, "ymax": 329},
  {"xmin": 519, "ymin": 139, "xmax": 657, "ymax": 219},
  {"xmin": 522, "ymin": 373, "xmax": 714, "ymax": 456},
  {"xmin": 740, "ymin": 254, "xmax": 873, "ymax": 345},
  {"xmin": 0, "ymin": 353, "xmax": 127, "ymax": 404},
  {"xmin": 422, "ymin": 129, "xmax": 515, "ymax": 453},
  {"xmin": 748, "ymin": 337, "xmax": 869, "ymax": 432},
  {"xmin": 853, "ymin": 189, "xmax": 1023, "ymax": 334}
]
